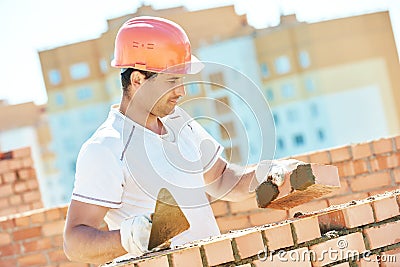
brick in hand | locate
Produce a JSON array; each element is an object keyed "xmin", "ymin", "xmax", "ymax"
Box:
[{"xmin": 256, "ymin": 163, "xmax": 340, "ymax": 210}]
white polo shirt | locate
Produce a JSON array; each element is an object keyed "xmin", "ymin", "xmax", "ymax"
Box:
[{"xmin": 72, "ymin": 105, "xmax": 223, "ymax": 246}]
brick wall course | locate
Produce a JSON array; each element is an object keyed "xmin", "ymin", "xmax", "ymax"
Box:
[{"xmin": 2, "ymin": 136, "xmax": 400, "ymax": 267}]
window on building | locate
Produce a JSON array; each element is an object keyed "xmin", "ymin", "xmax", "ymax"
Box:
[
  {"xmin": 305, "ymin": 77, "xmax": 316, "ymax": 92},
  {"xmin": 186, "ymin": 83, "xmax": 200, "ymax": 95},
  {"xmin": 274, "ymin": 56, "xmax": 291, "ymax": 74},
  {"xmin": 310, "ymin": 103, "xmax": 319, "ymax": 117},
  {"xmin": 265, "ymin": 88, "xmax": 274, "ymax": 101},
  {"xmin": 277, "ymin": 137, "xmax": 285, "ymax": 150},
  {"xmin": 219, "ymin": 121, "xmax": 236, "ymax": 140},
  {"xmin": 281, "ymin": 83, "xmax": 295, "ymax": 98},
  {"xmin": 209, "ymin": 72, "xmax": 225, "ymax": 90},
  {"xmin": 215, "ymin": 96, "xmax": 231, "ymax": 115},
  {"xmin": 273, "ymin": 112, "xmax": 279, "ymax": 126},
  {"xmin": 260, "ymin": 63, "xmax": 270, "ymax": 78},
  {"xmin": 54, "ymin": 92, "xmax": 65, "ymax": 106},
  {"xmin": 70, "ymin": 62, "xmax": 90, "ymax": 80},
  {"xmin": 287, "ymin": 109, "xmax": 299, "ymax": 122},
  {"xmin": 76, "ymin": 87, "xmax": 93, "ymax": 101},
  {"xmin": 293, "ymin": 134, "xmax": 305, "ymax": 146},
  {"xmin": 299, "ymin": 51, "xmax": 311, "ymax": 68},
  {"xmin": 49, "ymin": 69, "xmax": 61, "ymax": 85},
  {"xmin": 99, "ymin": 59, "xmax": 108, "ymax": 73},
  {"xmin": 317, "ymin": 128, "xmax": 325, "ymax": 141}
]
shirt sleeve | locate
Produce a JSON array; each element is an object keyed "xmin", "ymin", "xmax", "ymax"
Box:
[{"xmin": 71, "ymin": 142, "xmax": 124, "ymax": 208}]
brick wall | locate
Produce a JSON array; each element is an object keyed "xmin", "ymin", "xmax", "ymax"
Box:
[
  {"xmin": 107, "ymin": 190, "xmax": 400, "ymax": 267},
  {"xmin": 0, "ymin": 147, "xmax": 43, "ymax": 217},
  {"xmin": 212, "ymin": 136, "xmax": 400, "ymax": 233},
  {"xmin": 0, "ymin": 136, "xmax": 399, "ymax": 267}
]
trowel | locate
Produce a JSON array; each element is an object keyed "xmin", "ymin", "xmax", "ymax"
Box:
[{"xmin": 148, "ymin": 188, "xmax": 190, "ymax": 250}]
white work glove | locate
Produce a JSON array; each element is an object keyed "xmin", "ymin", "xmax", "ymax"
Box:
[
  {"xmin": 255, "ymin": 159, "xmax": 305, "ymax": 187},
  {"xmin": 120, "ymin": 214, "xmax": 152, "ymax": 256}
]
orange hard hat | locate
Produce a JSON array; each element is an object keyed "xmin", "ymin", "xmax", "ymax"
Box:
[{"xmin": 111, "ymin": 16, "xmax": 203, "ymax": 74}]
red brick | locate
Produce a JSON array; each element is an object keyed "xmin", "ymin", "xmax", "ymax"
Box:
[
  {"xmin": 0, "ymin": 197, "xmax": 8, "ymax": 209},
  {"xmin": 15, "ymin": 215, "xmax": 30, "ymax": 227},
  {"xmin": 353, "ymin": 159, "xmax": 370, "ymax": 175},
  {"xmin": 230, "ymin": 197, "xmax": 259, "ymax": 214},
  {"xmin": 136, "ymin": 255, "xmax": 169, "ymax": 267},
  {"xmin": 21, "ymin": 156, "xmax": 34, "ymax": 168},
  {"xmin": 324, "ymin": 177, "xmax": 350, "ymax": 198},
  {"xmin": 59, "ymin": 262, "xmax": 90, "ymax": 267},
  {"xmin": 27, "ymin": 179, "xmax": 39, "ymax": 190},
  {"xmin": 45, "ymin": 208, "xmax": 61, "ymax": 220},
  {"xmin": 372, "ymin": 138, "xmax": 394, "ymax": 155},
  {"xmin": 0, "ymin": 207, "xmax": 17, "ymax": 217},
  {"xmin": 380, "ymin": 247, "xmax": 400, "ymax": 267},
  {"xmin": 289, "ymin": 199, "xmax": 329, "ymax": 218},
  {"xmin": 309, "ymin": 151, "xmax": 331, "ymax": 164},
  {"xmin": 364, "ymin": 220, "xmax": 400, "ymax": 249},
  {"xmin": 0, "ymin": 184, "xmax": 13, "ymax": 196},
  {"xmin": 328, "ymin": 193, "xmax": 369, "ymax": 206},
  {"xmin": 395, "ymin": 136, "xmax": 400, "ymax": 151},
  {"xmin": 253, "ymin": 247, "xmax": 312, "ymax": 266},
  {"xmin": 352, "ymin": 143, "xmax": 372, "ymax": 160},
  {"xmin": 318, "ymin": 202, "xmax": 374, "ymax": 232},
  {"xmin": 18, "ymin": 254, "xmax": 48, "ymax": 267},
  {"xmin": 0, "ymin": 218, "xmax": 16, "ymax": 230},
  {"xmin": 217, "ymin": 215, "xmax": 250, "ymax": 233},
  {"xmin": 13, "ymin": 226, "xmax": 42, "ymax": 241},
  {"xmin": 234, "ymin": 231, "xmax": 265, "ymax": 258},
  {"xmin": 31, "ymin": 201, "xmax": 43, "ymax": 209},
  {"xmin": 9, "ymin": 194, "xmax": 22, "ymax": 205},
  {"xmin": 8, "ymin": 159, "xmax": 22, "ymax": 170},
  {"xmin": 292, "ymin": 216, "xmax": 321, "ymax": 243},
  {"xmin": 17, "ymin": 168, "xmax": 35, "ymax": 180},
  {"xmin": 330, "ymin": 146, "xmax": 352, "ymax": 163},
  {"xmin": 16, "ymin": 204, "xmax": 31, "ymax": 213},
  {"xmin": 349, "ymin": 172, "xmax": 391, "ymax": 192},
  {"xmin": 23, "ymin": 237, "xmax": 52, "ymax": 252},
  {"xmin": 0, "ymin": 258, "xmax": 18, "ymax": 267},
  {"xmin": 202, "ymin": 238, "xmax": 235, "ymax": 266},
  {"xmin": 14, "ymin": 181, "xmax": 28, "ymax": 193},
  {"xmin": 42, "ymin": 220, "xmax": 65, "ymax": 236},
  {"xmin": 356, "ymin": 254, "xmax": 380, "ymax": 266},
  {"xmin": 263, "ymin": 223, "xmax": 293, "ymax": 250},
  {"xmin": 0, "ymin": 232, "xmax": 11, "ymax": 246},
  {"xmin": 394, "ymin": 168, "xmax": 400, "ymax": 184},
  {"xmin": 0, "ymin": 243, "xmax": 21, "ymax": 256},
  {"xmin": 2, "ymin": 171, "xmax": 17, "ymax": 183},
  {"xmin": 11, "ymin": 147, "xmax": 31, "ymax": 159},
  {"xmin": 171, "ymin": 247, "xmax": 203, "ymax": 267},
  {"xmin": 49, "ymin": 249, "xmax": 68, "ymax": 262},
  {"xmin": 210, "ymin": 201, "xmax": 229, "ymax": 217},
  {"xmin": 249, "ymin": 210, "xmax": 288, "ymax": 226},
  {"xmin": 336, "ymin": 161, "xmax": 355, "ymax": 177},
  {"xmin": 22, "ymin": 190, "xmax": 41, "ymax": 203},
  {"xmin": 371, "ymin": 154, "xmax": 399, "ymax": 170},
  {"xmin": 371, "ymin": 196, "xmax": 400, "ymax": 222},
  {"xmin": 310, "ymin": 232, "xmax": 366, "ymax": 266}
]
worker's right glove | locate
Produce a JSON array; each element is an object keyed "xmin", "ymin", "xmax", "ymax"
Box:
[{"xmin": 120, "ymin": 214, "xmax": 152, "ymax": 256}]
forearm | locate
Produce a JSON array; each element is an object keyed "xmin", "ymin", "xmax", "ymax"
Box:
[
  {"xmin": 64, "ymin": 224, "xmax": 126, "ymax": 265},
  {"xmin": 207, "ymin": 162, "xmax": 257, "ymax": 202}
]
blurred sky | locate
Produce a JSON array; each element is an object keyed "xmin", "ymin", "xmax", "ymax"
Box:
[{"xmin": 0, "ymin": 0, "xmax": 398, "ymax": 105}]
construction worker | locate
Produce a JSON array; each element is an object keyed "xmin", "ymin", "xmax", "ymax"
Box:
[{"xmin": 63, "ymin": 16, "xmax": 303, "ymax": 264}]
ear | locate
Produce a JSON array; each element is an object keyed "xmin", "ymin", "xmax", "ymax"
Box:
[{"xmin": 130, "ymin": 71, "xmax": 145, "ymax": 89}]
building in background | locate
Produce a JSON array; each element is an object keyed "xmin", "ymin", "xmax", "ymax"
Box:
[
  {"xmin": 0, "ymin": 100, "xmax": 57, "ymax": 206},
  {"xmin": 38, "ymin": 5, "xmax": 400, "ymax": 206}
]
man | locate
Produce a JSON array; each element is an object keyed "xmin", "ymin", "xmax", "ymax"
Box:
[{"xmin": 63, "ymin": 16, "xmax": 302, "ymax": 265}]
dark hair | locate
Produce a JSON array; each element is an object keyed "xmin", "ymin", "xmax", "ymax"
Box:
[{"xmin": 121, "ymin": 68, "xmax": 158, "ymax": 91}]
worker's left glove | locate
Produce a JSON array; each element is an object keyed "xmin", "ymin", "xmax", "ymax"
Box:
[{"xmin": 255, "ymin": 159, "xmax": 305, "ymax": 187}]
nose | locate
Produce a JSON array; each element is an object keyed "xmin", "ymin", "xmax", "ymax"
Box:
[{"xmin": 174, "ymin": 83, "xmax": 186, "ymax": 97}]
